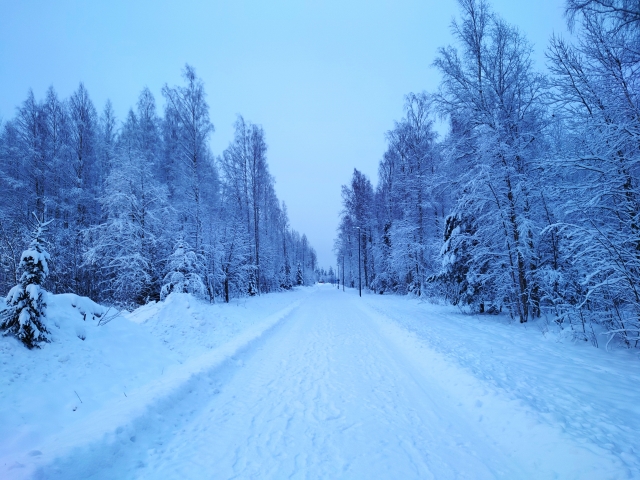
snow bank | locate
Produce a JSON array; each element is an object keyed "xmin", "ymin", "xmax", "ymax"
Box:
[{"xmin": 0, "ymin": 288, "xmax": 310, "ymax": 479}]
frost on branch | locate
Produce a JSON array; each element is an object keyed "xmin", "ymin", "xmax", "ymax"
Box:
[{"xmin": 0, "ymin": 218, "xmax": 52, "ymax": 348}]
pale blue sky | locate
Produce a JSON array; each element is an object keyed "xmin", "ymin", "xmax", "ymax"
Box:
[{"xmin": 0, "ymin": 0, "xmax": 567, "ymax": 268}]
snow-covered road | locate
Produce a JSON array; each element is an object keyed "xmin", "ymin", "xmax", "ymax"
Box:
[{"xmin": 36, "ymin": 286, "xmax": 630, "ymax": 479}]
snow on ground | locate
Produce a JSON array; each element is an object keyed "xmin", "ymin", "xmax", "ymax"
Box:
[
  {"xmin": 2, "ymin": 284, "xmax": 639, "ymax": 478},
  {"xmin": 0, "ymin": 288, "xmax": 310, "ymax": 479},
  {"xmin": 360, "ymin": 294, "xmax": 640, "ymax": 474}
]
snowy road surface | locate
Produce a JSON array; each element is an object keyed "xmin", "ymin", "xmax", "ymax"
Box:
[{"xmin": 35, "ymin": 286, "xmax": 631, "ymax": 479}]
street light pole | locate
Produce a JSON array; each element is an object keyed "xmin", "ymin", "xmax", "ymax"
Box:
[
  {"xmin": 342, "ymin": 255, "xmax": 345, "ymax": 292},
  {"xmin": 356, "ymin": 226, "xmax": 362, "ymax": 297}
]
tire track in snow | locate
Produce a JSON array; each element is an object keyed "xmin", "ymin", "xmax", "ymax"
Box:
[{"xmin": 131, "ymin": 286, "xmax": 520, "ymax": 479}]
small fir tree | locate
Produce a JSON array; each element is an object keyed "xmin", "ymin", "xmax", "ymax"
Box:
[
  {"xmin": 296, "ymin": 262, "xmax": 303, "ymax": 286},
  {"xmin": 279, "ymin": 262, "xmax": 292, "ymax": 290},
  {"xmin": 160, "ymin": 241, "xmax": 206, "ymax": 300},
  {"xmin": 247, "ymin": 270, "xmax": 257, "ymax": 296},
  {"xmin": 1, "ymin": 218, "xmax": 52, "ymax": 349}
]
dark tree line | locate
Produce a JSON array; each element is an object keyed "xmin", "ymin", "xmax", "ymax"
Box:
[
  {"xmin": 0, "ymin": 65, "xmax": 317, "ymax": 310},
  {"xmin": 336, "ymin": 0, "xmax": 640, "ymax": 348}
]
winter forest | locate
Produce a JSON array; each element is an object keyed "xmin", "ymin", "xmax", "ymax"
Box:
[
  {"xmin": 0, "ymin": 64, "xmax": 319, "ymax": 346},
  {"xmin": 335, "ymin": 0, "xmax": 640, "ymax": 349},
  {"xmin": 3, "ymin": 0, "xmax": 640, "ymax": 477},
  {"xmin": 1, "ymin": 0, "xmax": 640, "ymax": 355}
]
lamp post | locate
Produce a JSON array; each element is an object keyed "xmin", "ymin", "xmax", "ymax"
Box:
[
  {"xmin": 342, "ymin": 255, "xmax": 345, "ymax": 292},
  {"xmin": 356, "ymin": 226, "xmax": 362, "ymax": 297}
]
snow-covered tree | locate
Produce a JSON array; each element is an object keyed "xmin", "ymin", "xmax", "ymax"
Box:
[
  {"xmin": 160, "ymin": 241, "xmax": 206, "ymax": 300},
  {"xmin": 376, "ymin": 94, "xmax": 444, "ymax": 296},
  {"xmin": 218, "ymin": 116, "xmax": 272, "ymax": 293},
  {"xmin": 544, "ymin": 0, "xmax": 640, "ymax": 343},
  {"xmin": 0, "ymin": 218, "xmax": 52, "ymax": 348},
  {"xmin": 85, "ymin": 92, "xmax": 169, "ymax": 307},
  {"xmin": 296, "ymin": 262, "xmax": 303, "ymax": 286},
  {"xmin": 336, "ymin": 169, "xmax": 375, "ymax": 292},
  {"xmin": 162, "ymin": 65, "xmax": 214, "ymax": 253},
  {"xmin": 280, "ymin": 262, "xmax": 292, "ymax": 290},
  {"xmin": 432, "ymin": 0, "xmax": 547, "ymax": 321}
]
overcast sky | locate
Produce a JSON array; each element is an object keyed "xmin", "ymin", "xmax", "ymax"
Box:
[{"xmin": 0, "ymin": 0, "xmax": 567, "ymax": 269}]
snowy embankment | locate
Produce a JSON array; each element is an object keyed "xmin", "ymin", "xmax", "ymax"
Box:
[
  {"xmin": 360, "ymin": 295, "xmax": 640, "ymax": 475},
  {"xmin": 0, "ymin": 288, "xmax": 308, "ymax": 479}
]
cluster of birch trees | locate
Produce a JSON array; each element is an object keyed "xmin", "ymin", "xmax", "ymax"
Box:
[
  {"xmin": 0, "ymin": 65, "xmax": 316, "ymax": 308},
  {"xmin": 336, "ymin": 0, "xmax": 640, "ymax": 347}
]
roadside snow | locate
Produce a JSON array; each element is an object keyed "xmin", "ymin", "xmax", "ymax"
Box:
[
  {"xmin": 0, "ymin": 289, "xmax": 309, "ymax": 479},
  {"xmin": 361, "ymin": 294, "xmax": 640, "ymax": 475}
]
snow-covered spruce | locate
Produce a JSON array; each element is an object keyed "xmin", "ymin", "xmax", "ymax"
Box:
[
  {"xmin": 160, "ymin": 241, "xmax": 206, "ymax": 300},
  {"xmin": 296, "ymin": 262, "xmax": 303, "ymax": 286},
  {"xmin": 279, "ymin": 261, "xmax": 292, "ymax": 290},
  {"xmin": 0, "ymin": 219, "xmax": 52, "ymax": 349}
]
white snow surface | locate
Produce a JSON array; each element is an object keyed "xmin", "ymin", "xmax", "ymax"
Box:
[{"xmin": 1, "ymin": 284, "xmax": 639, "ymax": 478}]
